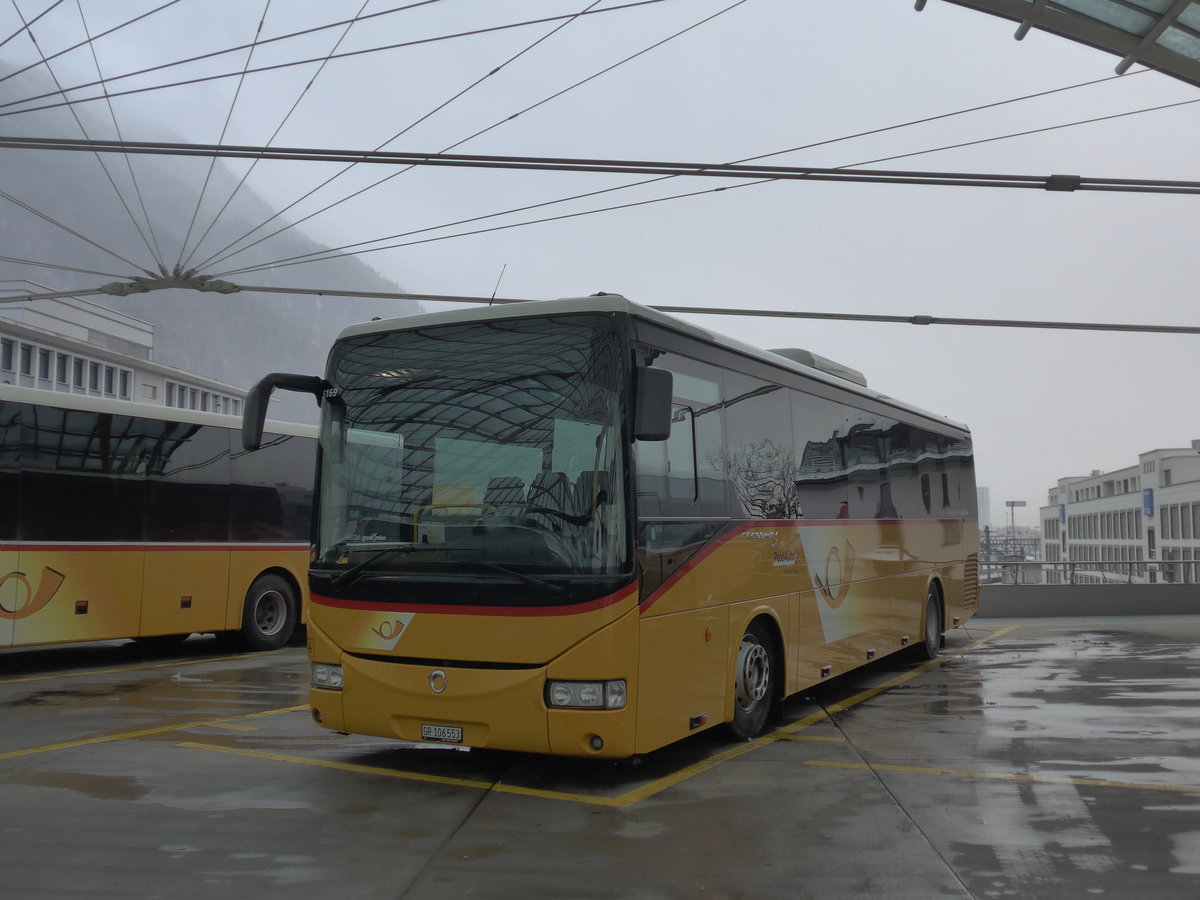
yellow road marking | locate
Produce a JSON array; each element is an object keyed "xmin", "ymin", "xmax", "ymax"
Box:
[
  {"xmin": 176, "ymin": 625, "xmax": 1023, "ymax": 808},
  {"xmin": 0, "ymin": 705, "xmax": 307, "ymax": 761},
  {"xmin": 607, "ymin": 624, "xmax": 1022, "ymax": 806},
  {"xmin": 805, "ymin": 759, "xmax": 1200, "ymax": 795},
  {"xmin": 0, "ymin": 651, "xmax": 276, "ymax": 686}
]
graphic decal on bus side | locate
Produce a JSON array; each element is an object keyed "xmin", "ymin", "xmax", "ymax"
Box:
[
  {"xmin": 798, "ymin": 530, "xmax": 866, "ymax": 643},
  {"xmin": 352, "ymin": 611, "xmax": 415, "ymax": 651},
  {"xmin": 0, "ymin": 567, "xmax": 66, "ymax": 620}
]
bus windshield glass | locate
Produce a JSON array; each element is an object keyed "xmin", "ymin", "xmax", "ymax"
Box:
[{"xmin": 316, "ymin": 313, "xmax": 627, "ymax": 580}]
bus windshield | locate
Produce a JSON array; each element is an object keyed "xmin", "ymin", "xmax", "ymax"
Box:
[{"xmin": 316, "ymin": 313, "xmax": 628, "ymax": 580}]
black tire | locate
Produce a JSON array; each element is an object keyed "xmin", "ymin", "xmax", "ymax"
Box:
[
  {"xmin": 237, "ymin": 573, "xmax": 297, "ymax": 651},
  {"xmin": 729, "ymin": 619, "xmax": 776, "ymax": 740},
  {"xmin": 915, "ymin": 584, "xmax": 942, "ymax": 661}
]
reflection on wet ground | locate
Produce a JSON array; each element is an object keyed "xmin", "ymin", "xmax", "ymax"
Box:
[{"xmin": 3, "ymin": 619, "xmax": 1200, "ymax": 898}]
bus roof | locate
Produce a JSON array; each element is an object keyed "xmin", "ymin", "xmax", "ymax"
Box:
[
  {"xmin": 0, "ymin": 383, "xmax": 315, "ymax": 438},
  {"xmin": 336, "ymin": 294, "xmax": 969, "ymax": 435}
]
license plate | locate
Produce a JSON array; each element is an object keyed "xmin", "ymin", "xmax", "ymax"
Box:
[{"xmin": 421, "ymin": 724, "xmax": 463, "ymax": 743}]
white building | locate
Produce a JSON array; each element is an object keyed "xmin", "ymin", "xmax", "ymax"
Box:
[
  {"xmin": 1041, "ymin": 441, "xmax": 1200, "ymax": 584},
  {"xmin": 976, "ymin": 486, "xmax": 993, "ymax": 532},
  {"xmin": 1, "ymin": 290, "xmax": 245, "ymax": 414}
]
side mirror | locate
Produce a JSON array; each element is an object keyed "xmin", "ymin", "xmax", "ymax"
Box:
[
  {"xmin": 242, "ymin": 372, "xmax": 327, "ymax": 451},
  {"xmin": 633, "ymin": 366, "xmax": 673, "ymax": 442}
]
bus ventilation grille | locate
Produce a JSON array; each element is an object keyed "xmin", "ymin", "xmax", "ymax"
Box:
[{"xmin": 964, "ymin": 554, "xmax": 979, "ymax": 608}]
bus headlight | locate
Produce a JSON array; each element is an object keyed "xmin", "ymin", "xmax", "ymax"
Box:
[
  {"xmin": 545, "ymin": 679, "xmax": 626, "ymax": 710},
  {"xmin": 312, "ymin": 663, "xmax": 344, "ymax": 690}
]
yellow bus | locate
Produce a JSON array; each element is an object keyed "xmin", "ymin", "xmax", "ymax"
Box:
[
  {"xmin": 244, "ymin": 294, "xmax": 978, "ymax": 757},
  {"xmin": 1, "ymin": 385, "xmax": 314, "ymax": 651}
]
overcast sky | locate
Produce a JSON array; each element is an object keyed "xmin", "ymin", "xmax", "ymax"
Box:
[{"xmin": 3, "ymin": 0, "xmax": 1199, "ymax": 528}]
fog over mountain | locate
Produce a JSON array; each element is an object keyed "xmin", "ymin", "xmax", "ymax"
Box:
[{"xmin": 1, "ymin": 63, "xmax": 422, "ymax": 422}]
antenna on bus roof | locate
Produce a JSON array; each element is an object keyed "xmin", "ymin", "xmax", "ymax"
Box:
[{"xmin": 489, "ymin": 264, "xmax": 508, "ymax": 306}]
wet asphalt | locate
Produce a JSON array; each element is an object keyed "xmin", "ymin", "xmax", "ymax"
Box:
[{"xmin": 2, "ymin": 617, "xmax": 1199, "ymax": 899}]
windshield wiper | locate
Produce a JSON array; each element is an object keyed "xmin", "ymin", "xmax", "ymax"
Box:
[
  {"xmin": 475, "ymin": 562, "xmax": 567, "ymax": 599},
  {"xmin": 331, "ymin": 544, "xmax": 426, "ymax": 589}
]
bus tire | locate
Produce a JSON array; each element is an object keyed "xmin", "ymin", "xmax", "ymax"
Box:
[
  {"xmin": 237, "ymin": 573, "xmax": 297, "ymax": 651},
  {"xmin": 729, "ymin": 619, "xmax": 776, "ymax": 740},
  {"xmin": 916, "ymin": 584, "xmax": 942, "ymax": 661}
]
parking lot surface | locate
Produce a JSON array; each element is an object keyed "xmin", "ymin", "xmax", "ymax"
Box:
[{"xmin": 3, "ymin": 617, "xmax": 1199, "ymax": 899}]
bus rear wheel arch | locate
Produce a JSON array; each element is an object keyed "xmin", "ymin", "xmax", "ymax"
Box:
[
  {"xmin": 234, "ymin": 572, "xmax": 298, "ymax": 651},
  {"xmin": 728, "ymin": 617, "xmax": 780, "ymax": 740}
]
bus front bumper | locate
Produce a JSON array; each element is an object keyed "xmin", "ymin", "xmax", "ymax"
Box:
[{"xmin": 308, "ymin": 629, "xmax": 638, "ymax": 758}]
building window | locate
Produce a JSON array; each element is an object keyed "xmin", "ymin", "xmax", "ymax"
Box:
[
  {"xmin": 118, "ymin": 369, "xmax": 130, "ymax": 400},
  {"xmin": 19, "ymin": 343, "xmax": 32, "ymax": 375},
  {"xmin": 142, "ymin": 384, "xmax": 158, "ymax": 400},
  {"xmin": 37, "ymin": 347, "xmax": 51, "ymax": 381},
  {"xmin": 0, "ymin": 337, "xmax": 13, "ymax": 371},
  {"xmin": 88, "ymin": 362, "xmax": 100, "ymax": 392},
  {"xmin": 72, "ymin": 358, "xmax": 85, "ymax": 388}
]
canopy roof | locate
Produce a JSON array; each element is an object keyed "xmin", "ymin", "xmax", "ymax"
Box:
[{"xmin": 929, "ymin": 0, "xmax": 1200, "ymax": 88}]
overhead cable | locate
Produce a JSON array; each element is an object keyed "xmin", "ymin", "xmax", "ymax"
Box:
[
  {"xmin": 195, "ymin": 0, "xmax": 618, "ymax": 272},
  {"xmin": 0, "ymin": 0, "xmax": 443, "ymax": 87},
  {"xmin": 0, "ymin": 0, "xmax": 669, "ymax": 116},
  {"xmin": 8, "ymin": 136, "xmax": 1200, "ymax": 194},
  {"xmin": 213, "ymin": 69, "xmax": 1165, "ymax": 276},
  {"xmin": 0, "ymin": 0, "xmax": 67, "ymax": 51},
  {"xmin": 176, "ymin": 0, "xmax": 274, "ymax": 269},
  {"xmin": 75, "ymin": 0, "xmax": 166, "ymax": 265},
  {"xmin": 16, "ymin": 278, "xmax": 1195, "ymax": 338},
  {"xmin": 183, "ymin": 0, "xmax": 376, "ymax": 271}
]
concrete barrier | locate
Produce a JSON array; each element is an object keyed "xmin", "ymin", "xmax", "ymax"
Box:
[{"xmin": 978, "ymin": 584, "xmax": 1200, "ymax": 618}]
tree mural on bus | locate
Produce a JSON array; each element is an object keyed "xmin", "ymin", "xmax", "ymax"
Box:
[{"xmin": 727, "ymin": 439, "xmax": 801, "ymax": 520}]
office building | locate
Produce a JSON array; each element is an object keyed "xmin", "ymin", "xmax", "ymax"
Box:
[
  {"xmin": 1, "ymin": 291, "xmax": 245, "ymax": 414},
  {"xmin": 1041, "ymin": 441, "xmax": 1200, "ymax": 584}
]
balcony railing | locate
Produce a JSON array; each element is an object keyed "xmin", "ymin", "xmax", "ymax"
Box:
[{"xmin": 979, "ymin": 560, "xmax": 1193, "ymax": 586}]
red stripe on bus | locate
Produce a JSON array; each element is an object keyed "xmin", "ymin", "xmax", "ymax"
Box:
[{"xmin": 311, "ymin": 582, "xmax": 638, "ymax": 618}]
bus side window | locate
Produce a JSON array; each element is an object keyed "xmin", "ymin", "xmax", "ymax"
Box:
[
  {"xmin": 724, "ymin": 370, "xmax": 795, "ymax": 520},
  {"xmin": 0, "ymin": 400, "xmax": 19, "ymax": 541},
  {"xmin": 792, "ymin": 391, "xmax": 847, "ymax": 520},
  {"xmin": 636, "ymin": 405, "xmax": 696, "ymax": 510},
  {"xmin": 145, "ymin": 422, "xmax": 231, "ymax": 542},
  {"xmin": 634, "ymin": 349, "xmax": 727, "ymax": 518},
  {"xmin": 231, "ymin": 431, "xmax": 315, "ymax": 541},
  {"xmin": 668, "ymin": 406, "xmax": 696, "ymax": 500},
  {"xmin": 19, "ymin": 407, "xmax": 144, "ymax": 541}
]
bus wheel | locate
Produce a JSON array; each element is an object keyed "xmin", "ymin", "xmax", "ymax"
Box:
[
  {"xmin": 916, "ymin": 585, "xmax": 942, "ymax": 661},
  {"xmin": 238, "ymin": 574, "xmax": 297, "ymax": 651},
  {"xmin": 730, "ymin": 620, "xmax": 775, "ymax": 740}
]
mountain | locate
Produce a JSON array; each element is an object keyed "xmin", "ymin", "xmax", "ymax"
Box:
[{"xmin": 0, "ymin": 63, "xmax": 423, "ymax": 422}]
